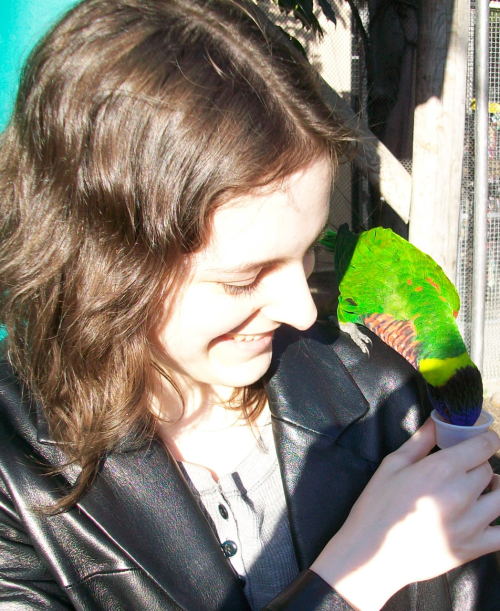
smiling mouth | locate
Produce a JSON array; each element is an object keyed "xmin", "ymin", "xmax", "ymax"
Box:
[{"xmin": 228, "ymin": 333, "xmax": 270, "ymax": 342}]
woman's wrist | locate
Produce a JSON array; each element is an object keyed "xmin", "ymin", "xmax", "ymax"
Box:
[{"xmin": 310, "ymin": 531, "xmax": 406, "ymax": 611}]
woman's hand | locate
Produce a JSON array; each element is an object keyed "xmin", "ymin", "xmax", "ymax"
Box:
[{"xmin": 310, "ymin": 418, "xmax": 500, "ymax": 611}]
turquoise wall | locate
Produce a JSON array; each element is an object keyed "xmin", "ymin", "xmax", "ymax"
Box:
[
  {"xmin": 0, "ymin": 1, "xmax": 78, "ymax": 339},
  {"xmin": 0, "ymin": 0, "xmax": 77, "ymax": 131}
]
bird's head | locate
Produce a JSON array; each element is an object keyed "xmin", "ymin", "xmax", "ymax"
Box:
[{"xmin": 424, "ymin": 364, "xmax": 483, "ymax": 426}]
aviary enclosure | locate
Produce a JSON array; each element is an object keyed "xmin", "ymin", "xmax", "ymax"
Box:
[{"xmin": 259, "ymin": 0, "xmax": 500, "ymax": 401}]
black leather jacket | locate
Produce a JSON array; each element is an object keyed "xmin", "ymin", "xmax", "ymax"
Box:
[{"xmin": 0, "ymin": 322, "xmax": 499, "ymax": 610}]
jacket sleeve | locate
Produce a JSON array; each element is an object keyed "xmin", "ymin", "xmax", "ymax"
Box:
[
  {"xmin": 263, "ymin": 570, "xmax": 355, "ymax": 610},
  {"xmin": 0, "ymin": 476, "xmax": 72, "ymax": 610}
]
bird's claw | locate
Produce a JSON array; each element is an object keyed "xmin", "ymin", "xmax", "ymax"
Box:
[{"xmin": 339, "ymin": 322, "xmax": 371, "ymax": 356}]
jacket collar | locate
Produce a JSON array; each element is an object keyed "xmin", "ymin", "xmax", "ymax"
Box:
[
  {"xmin": 11, "ymin": 365, "xmax": 249, "ymax": 610},
  {"xmin": 30, "ymin": 323, "xmax": 369, "ymax": 603},
  {"xmin": 264, "ymin": 323, "xmax": 372, "ymax": 569},
  {"xmin": 264, "ymin": 322, "xmax": 370, "ymax": 438},
  {"xmin": 76, "ymin": 440, "xmax": 250, "ymax": 610}
]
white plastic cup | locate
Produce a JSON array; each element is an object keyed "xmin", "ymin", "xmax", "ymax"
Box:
[{"xmin": 431, "ymin": 409, "xmax": 494, "ymax": 449}]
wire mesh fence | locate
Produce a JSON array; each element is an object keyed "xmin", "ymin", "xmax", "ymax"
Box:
[
  {"xmin": 485, "ymin": 6, "xmax": 500, "ymax": 396},
  {"xmin": 457, "ymin": 1, "xmax": 500, "ymax": 397},
  {"xmin": 261, "ymin": 0, "xmax": 499, "ymax": 395},
  {"xmin": 456, "ymin": 3, "xmax": 476, "ymax": 362},
  {"xmin": 257, "ymin": 0, "xmax": 373, "ymax": 273}
]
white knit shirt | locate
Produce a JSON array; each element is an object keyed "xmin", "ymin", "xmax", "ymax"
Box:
[{"xmin": 179, "ymin": 420, "xmax": 299, "ymax": 610}]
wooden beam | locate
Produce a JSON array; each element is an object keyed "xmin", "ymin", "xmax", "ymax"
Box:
[
  {"xmin": 254, "ymin": 2, "xmax": 413, "ymax": 226},
  {"xmin": 409, "ymin": 0, "xmax": 469, "ymax": 281},
  {"xmin": 320, "ymin": 82, "xmax": 412, "ymax": 224}
]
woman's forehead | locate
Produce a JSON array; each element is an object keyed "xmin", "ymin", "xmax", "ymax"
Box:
[{"xmin": 195, "ymin": 157, "xmax": 332, "ymax": 270}]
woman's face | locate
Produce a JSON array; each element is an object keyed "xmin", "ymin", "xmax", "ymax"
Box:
[{"xmin": 151, "ymin": 156, "xmax": 332, "ymax": 393}]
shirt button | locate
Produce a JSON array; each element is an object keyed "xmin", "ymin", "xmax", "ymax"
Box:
[
  {"xmin": 221, "ymin": 540, "xmax": 238, "ymax": 557},
  {"xmin": 218, "ymin": 504, "xmax": 229, "ymax": 519}
]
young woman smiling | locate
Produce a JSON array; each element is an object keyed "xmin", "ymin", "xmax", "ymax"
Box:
[{"xmin": 1, "ymin": 1, "xmax": 500, "ymax": 610}]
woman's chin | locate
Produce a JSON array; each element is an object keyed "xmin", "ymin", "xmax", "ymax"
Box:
[{"xmin": 212, "ymin": 342, "xmax": 273, "ymax": 388}]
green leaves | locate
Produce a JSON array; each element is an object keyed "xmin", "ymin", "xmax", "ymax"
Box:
[
  {"xmin": 279, "ymin": 0, "xmax": 320, "ymax": 35},
  {"xmin": 317, "ymin": 0, "xmax": 337, "ymax": 25},
  {"xmin": 262, "ymin": 0, "xmax": 336, "ymax": 38},
  {"xmin": 276, "ymin": 25, "xmax": 307, "ymax": 56}
]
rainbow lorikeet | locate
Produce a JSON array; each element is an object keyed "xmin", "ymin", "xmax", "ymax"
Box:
[{"xmin": 320, "ymin": 224, "xmax": 483, "ymax": 426}]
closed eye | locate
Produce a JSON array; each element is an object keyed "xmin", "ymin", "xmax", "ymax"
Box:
[
  {"xmin": 221, "ymin": 242, "xmax": 318, "ymax": 297},
  {"xmin": 221, "ymin": 277, "xmax": 262, "ymax": 297}
]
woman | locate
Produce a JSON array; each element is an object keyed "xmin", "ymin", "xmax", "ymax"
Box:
[{"xmin": 0, "ymin": 1, "xmax": 499, "ymax": 609}]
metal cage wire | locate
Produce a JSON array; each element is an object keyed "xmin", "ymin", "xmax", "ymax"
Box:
[
  {"xmin": 458, "ymin": 1, "xmax": 500, "ymax": 396},
  {"xmin": 260, "ymin": 0, "xmax": 499, "ymax": 397}
]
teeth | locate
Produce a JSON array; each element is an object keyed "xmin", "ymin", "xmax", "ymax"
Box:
[{"xmin": 231, "ymin": 333, "xmax": 266, "ymax": 342}]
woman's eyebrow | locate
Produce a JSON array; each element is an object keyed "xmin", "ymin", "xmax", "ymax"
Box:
[
  {"xmin": 207, "ymin": 221, "xmax": 330, "ymax": 276},
  {"xmin": 207, "ymin": 258, "xmax": 285, "ymax": 276}
]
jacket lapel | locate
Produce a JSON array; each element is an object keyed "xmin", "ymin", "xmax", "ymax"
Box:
[
  {"xmin": 265, "ymin": 323, "xmax": 370, "ymax": 439},
  {"xmin": 75, "ymin": 440, "xmax": 250, "ymax": 611},
  {"xmin": 265, "ymin": 323, "xmax": 373, "ymax": 570},
  {"xmin": 28, "ymin": 370, "xmax": 249, "ymax": 610},
  {"xmin": 265, "ymin": 324, "xmax": 451, "ymax": 611}
]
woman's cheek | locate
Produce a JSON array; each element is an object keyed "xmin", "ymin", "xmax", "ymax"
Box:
[{"xmin": 184, "ymin": 295, "xmax": 247, "ymax": 340}]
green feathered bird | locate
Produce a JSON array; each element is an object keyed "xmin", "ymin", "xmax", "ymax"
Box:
[{"xmin": 321, "ymin": 224, "xmax": 483, "ymax": 426}]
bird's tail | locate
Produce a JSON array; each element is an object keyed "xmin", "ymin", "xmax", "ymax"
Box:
[
  {"xmin": 320, "ymin": 224, "xmax": 359, "ymax": 284},
  {"xmin": 319, "ymin": 229, "xmax": 337, "ymax": 252}
]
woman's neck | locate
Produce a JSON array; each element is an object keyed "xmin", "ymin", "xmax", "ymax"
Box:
[{"xmin": 152, "ymin": 373, "xmax": 269, "ymax": 480}]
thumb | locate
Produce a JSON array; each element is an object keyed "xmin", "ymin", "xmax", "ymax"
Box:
[{"xmin": 393, "ymin": 417, "xmax": 436, "ymax": 466}]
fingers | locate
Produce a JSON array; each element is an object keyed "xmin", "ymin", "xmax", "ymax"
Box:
[
  {"xmin": 466, "ymin": 460, "xmax": 495, "ymax": 499},
  {"xmin": 443, "ymin": 430, "xmax": 500, "ymax": 472},
  {"xmin": 479, "ymin": 526, "xmax": 500, "ymax": 558},
  {"xmin": 392, "ymin": 417, "xmax": 437, "ymax": 467},
  {"xmin": 476, "ymin": 475, "xmax": 500, "ymax": 521},
  {"xmin": 476, "ymin": 478, "xmax": 500, "ymax": 554},
  {"xmin": 490, "ymin": 473, "xmax": 500, "ymax": 493},
  {"xmin": 388, "ymin": 420, "xmax": 499, "ymax": 490}
]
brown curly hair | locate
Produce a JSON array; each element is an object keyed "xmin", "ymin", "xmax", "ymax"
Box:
[{"xmin": 0, "ymin": 0, "xmax": 351, "ymax": 511}]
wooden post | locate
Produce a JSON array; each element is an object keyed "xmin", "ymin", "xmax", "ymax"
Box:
[{"xmin": 409, "ymin": 0, "xmax": 469, "ymax": 281}]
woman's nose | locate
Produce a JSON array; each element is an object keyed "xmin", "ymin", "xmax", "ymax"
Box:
[{"xmin": 261, "ymin": 263, "xmax": 317, "ymax": 331}]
